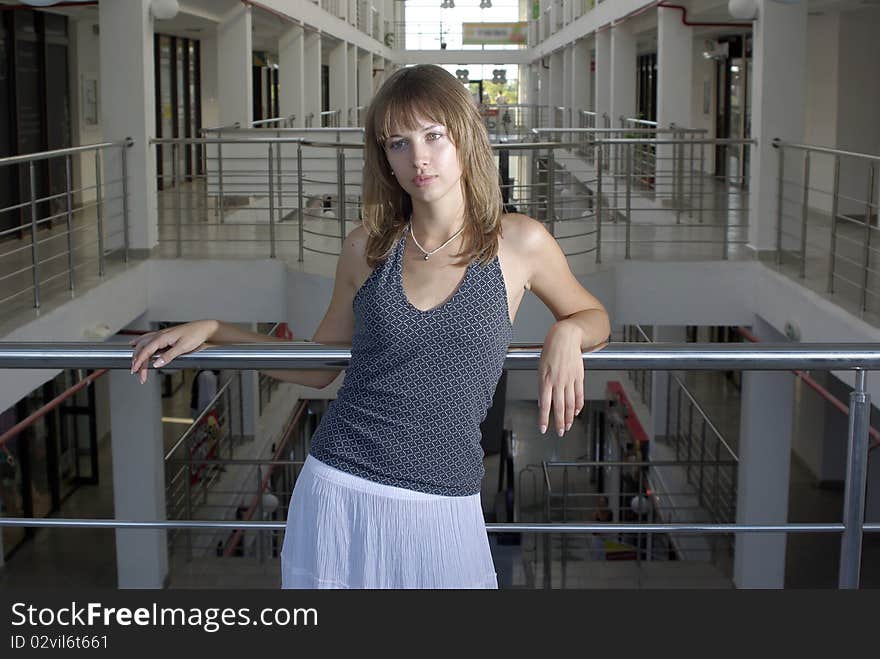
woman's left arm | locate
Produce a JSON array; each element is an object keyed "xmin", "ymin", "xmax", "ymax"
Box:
[{"xmin": 515, "ymin": 216, "xmax": 611, "ymax": 437}]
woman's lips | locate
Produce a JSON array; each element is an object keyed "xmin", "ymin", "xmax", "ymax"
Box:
[{"xmin": 412, "ymin": 175, "xmax": 436, "ymax": 187}]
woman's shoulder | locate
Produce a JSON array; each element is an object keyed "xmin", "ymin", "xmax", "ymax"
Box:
[{"xmin": 499, "ymin": 213, "xmax": 553, "ymax": 254}]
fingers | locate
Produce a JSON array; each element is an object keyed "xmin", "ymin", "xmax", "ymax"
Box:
[
  {"xmin": 552, "ymin": 384, "xmax": 566, "ymax": 437},
  {"xmin": 574, "ymin": 372, "xmax": 585, "ymax": 418},
  {"xmin": 538, "ymin": 381, "xmax": 552, "ymax": 435}
]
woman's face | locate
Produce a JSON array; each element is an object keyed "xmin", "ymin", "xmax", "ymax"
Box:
[{"xmin": 383, "ymin": 115, "xmax": 464, "ymax": 207}]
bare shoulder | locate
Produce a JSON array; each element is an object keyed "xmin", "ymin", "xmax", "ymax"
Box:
[
  {"xmin": 499, "ymin": 213, "xmax": 554, "ymax": 290},
  {"xmin": 500, "ymin": 213, "xmax": 552, "ymax": 250}
]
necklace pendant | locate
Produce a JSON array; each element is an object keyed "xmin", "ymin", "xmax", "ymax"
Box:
[{"xmin": 423, "ymin": 254, "xmax": 430, "ymax": 260}]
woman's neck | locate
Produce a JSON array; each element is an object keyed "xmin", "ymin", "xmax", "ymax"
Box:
[{"xmin": 409, "ymin": 197, "xmax": 466, "ymax": 247}]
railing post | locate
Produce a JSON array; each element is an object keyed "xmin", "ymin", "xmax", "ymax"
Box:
[
  {"xmin": 861, "ymin": 163, "xmax": 875, "ymax": 312},
  {"xmin": 297, "ymin": 143, "xmax": 304, "ymax": 262},
  {"xmin": 95, "ymin": 150, "xmax": 105, "ymax": 276},
  {"xmin": 64, "ymin": 154, "xmax": 75, "ymax": 293},
  {"xmin": 828, "ymin": 155, "xmax": 841, "ymax": 294},
  {"xmin": 625, "ymin": 144, "xmax": 632, "ymax": 259},
  {"xmin": 776, "ymin": 142, "xmax": 785, "ymax": 266},
  {"xmin": 596, "ymin": 143, "xmax": 603, "ymax": 264},
  {"xmin": 800, "ymin": 150, "xmax": 811, "ymax": 279},
  {"xmin": 337, "ymin": 146, "xmax": 346, "ymax": 248},
  {"xmin": 121, "ymin": 141, "xmax": 130, "ymax": 263},
  {"xmin": 173, "ymin": 144, "xmax": 181, "ymax": 258},
  {"xmin": 237, "ymin": 370, "xmax": 245, "ymax": 442},
  {"xmin": 217, "ymin": 137, "xmax": 225, "ymax": 224},
  {"xmin": 698, "ymin": 142, "xmax": 705, "ymax": 224},
  {"xmin": 28, "ymin": 161, "xmax": 40, "ymax": 309},
  {"xmin": 839, "ymin": 369, "xmax": 870, "ymax": 589},
  {"xmin": 275, "ymin": 132, "xmax": 283, "ymax": 226},
  {"xmin": 268, "ymin": 143, "xmax": 276, "ymax": 258},
  {"xmin": 547, "ymin": 148, "xmax": 556, "ymax": 236},
  {"xmin": 185, "ymin": 464, "xmax": 193, "ymax": 563},
  {"xmin": 256, "ymin": 465, "xmax": 265, "ymax": 564}
]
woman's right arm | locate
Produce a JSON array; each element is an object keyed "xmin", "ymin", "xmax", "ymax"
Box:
[{"xmin": 129, "ymin": 225, "xmax": 368, "ymax": 389}]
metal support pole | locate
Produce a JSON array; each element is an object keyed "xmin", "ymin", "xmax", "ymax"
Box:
[
  {"xmin": 297, "ymin": 143, "xmax": 304, "ymax": 262},
  {"xmin": 776, "ymin": 144, "xmax": 785, "ymax": 266},
  {"xmin": 861, "ymin": 164, "xmax": 875, "ymax": 312},
  {"xmin": 121, "ymin": 142, "xmax": 130, "ymax": 263},
  {"xmin": 625, "ymin": 146, "xmax": 632, "ymax": 259},
  {"xmin": 28, "ymin": 162, "xmax": 40, "ymax": 309},
  {"xmin": 217, "ymin": 139, "xmax": 225, "ymax": 224},
  {"xmin": 237, "ymin": 370, "xmax": 245, "ymax": 443},
  {"xmin": 547, "ymin": 148, "xmax": 556, "ymax": 236},
  {"xmin": 337, "ymin": 147, "xmax": 346, "ymax": 248},
  {"xmin": 596, "ymin": 145, "xmax": 603, "ymax": 264},
  {"xmin": 698, "ymin": 143, "xmax": 705, "ymax": 224},
  {"xmin": 800, "ymin": 151, "xmax": 811, "ymax": 279},
  {"xmin": 173, "ymin": 144, "xmax": 181, "ymax": 258},
  {"xmin": 675, "ymin": 136, "xmax": 683, "ymax": 224},
  {"xmin": 268, "ymin": 144, "xmax": 276, "ymax": 258},
  {"xmin": 95, "ymin": 150, "xmax": 105, "ymax": 276},
  {"xmin": 828, "ymin": 156, "xmax": 841, "ymax": 294},
  {"xmin": 185, "ymin": 466, "xmax": 193, "ymax": 563},
  {"xmin": 256, "ymin": 465, "xmax": 265, "ymax": 564},
  {"xmin": 64, "ymin": 155, "xmax": 75, "ymax": 293},
  {"xmin": 688, "ymin": 139, "xmax": 695, "ymax": 218},
  {"xmin": 275, "ymin": 132, "xmax": 283, "ymax": 225},
  {"xmin": 839, "ymin": 369, "xmax": 870, "ymax": 589}
]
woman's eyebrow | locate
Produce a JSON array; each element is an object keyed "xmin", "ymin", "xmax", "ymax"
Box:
[{"xmin": 387, "ymin": 125, "xmax": 442, "ymax": 139}]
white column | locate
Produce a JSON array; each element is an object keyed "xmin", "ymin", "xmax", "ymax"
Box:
[
  {"xmin": 562, "ymin": 45, "xmax": 573, "ymax": 126},
  {"xmin": 347, "ymin": 43, "xmax": 358, "ymax": 126},
  {"xmin": 573, "ymin": 38, "xmax": 592, "ymax": 117},
  {"xmin": 217, "ymin": 4, "xmax": 253, "ymax": 127},
  {"xmin": 109, "ymin": 364, "xmax": 168, "ymax": 588},
  {"xmin": 595, "ymin": 29, "xmax": 611, "ymax": 126},
  {"xmin": 550, "ymin": 50, "xmax": 564, "ymax": 124},
  {"xmin": 748, "ymin": 0, "xmax": 807, "ymax": 252},
  {"xmin": 734, "ymin": 317, "xmax": 795, "ymax": 588},
  {"xmin": 98, "ymin": 0, "xmax": 156, "ymax": 255},
  {"xmin": 329, "ymin": 41, "xmax": 348, "ymax": 126},
  {"xmin": 303, "ymin": 32, "xmax": 322, "ymax": 126},
  {"xmin": 357, "ymin": 50, "xmax": 374, "ymax": 124},
  {"xmin": 279, "ymin": 25, "xmax": 305, "ymax": 127},
  {"xmin": 656, "ymin": 6, "xmax": 694, "ymax": 194},
  {"xmin": 610, "ymin": 22, "xmax": 636, "ymax": 126}
]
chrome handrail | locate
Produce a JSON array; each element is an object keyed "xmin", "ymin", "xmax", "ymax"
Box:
[
  {"xmin": 0, "ymin": 139, "xmax": 133, "ymax": 166},
  {"xmin": 0, "ymin": 342, "xmax": 878, "ymax": 371}
]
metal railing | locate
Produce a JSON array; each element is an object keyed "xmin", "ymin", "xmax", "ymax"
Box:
[
  {"xmin": 390, "ymin": 20, "xmax": 527, "ymax": 51},
  {"xmin": 0, "ymin": 342, "xmax": 877, "ymax": 588},
  {"xmin": 774, "ymin": 140, "xmax": 880, "ymax": 318},
  {"xmin": 0, "ymin": 140, "xmax": 133, "ymax": 312},
  {"xmin": 251, "ymin": 115, "xmax": 296, "ymax": 128}
]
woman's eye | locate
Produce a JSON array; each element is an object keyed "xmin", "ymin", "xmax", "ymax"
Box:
[
  {"xmin": 427, "ymin": 132, "xmax": 443, "ymax": 141},
  {"xmin": 388, "ymin": 140, "xmax": 406, "ymax": 151}
]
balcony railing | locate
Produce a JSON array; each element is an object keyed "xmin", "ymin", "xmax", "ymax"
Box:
[{"xmin": 0, "ymin": 342, "xmax": 877, "ymax": 588}]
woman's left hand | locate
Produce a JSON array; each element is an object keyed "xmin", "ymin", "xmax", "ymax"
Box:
[{"xmin": 538, "ymin": 319, "xmax": 585, "ymax": 437}]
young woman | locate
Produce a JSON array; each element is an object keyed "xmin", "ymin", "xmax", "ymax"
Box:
[{"xmin": 129, "ymin": 64, "xmax": 610, "ymax": 589}]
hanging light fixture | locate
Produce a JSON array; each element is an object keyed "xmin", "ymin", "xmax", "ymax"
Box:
[
  {"xmin": 480, "ymin": 0, "xmax": 492, "ymax": 7},
  {"xmin": 455, "ymin": 69, "xmax": 469, "ymax": 84},
  {"xmin": 492, "ymin": 69, "xmax": 507, "ymax": 84},
  {"xmin": 440, "ymin": 0, "xmax": 455, "ymax": 8}
]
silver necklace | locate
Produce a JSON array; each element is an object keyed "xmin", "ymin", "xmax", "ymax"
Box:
[{"xmin": 408, "ymin": 220, "xmax": 465, "ymax": 261}]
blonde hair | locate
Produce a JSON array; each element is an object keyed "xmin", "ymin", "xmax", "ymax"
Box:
[{"xmin": 361, "ymin": 64, "xmax": 503, "ymax": 268}]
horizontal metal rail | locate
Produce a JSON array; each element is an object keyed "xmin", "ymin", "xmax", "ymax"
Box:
[
  {"xmin": 0, "ymin": 342, "xmax": 877, "ymax": 371},
  {"xmin": 1, "ymin": 518, "xmax": 876, "ymax": 534},
  {"xmin": 0, "ymin": 139, "xmax": 132, "ymax": 166}
]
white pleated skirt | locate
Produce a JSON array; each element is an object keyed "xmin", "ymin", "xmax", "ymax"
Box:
[{"xmin": 280, "ymin": 454, "xmax": 498, "ymax": 589}]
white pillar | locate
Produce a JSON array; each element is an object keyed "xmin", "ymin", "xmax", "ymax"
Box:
[
  {"xmin": 328, "ymin": 41, "xmax": 348, "ymax": 127},
  {"xmin": 562, "ymin": 45, "xmax": 573, "ymax": 126},
  {"xmin": 595, "ymin": 29, "xmax": 611, "ymax": 126},
  {"xmin": 734, "ymin": 317, "xmax": 795, "ymax": 588},
  {"xmin": 347, "ymin": 43, "xmax": 358, "ymax": 126},
  {"xmin": 748, "ymin": 0, "xmax": 807, "ymax": 252},
  {"xmin": 109, "ymin": 366, "xmax": 168, "ymax": 588},
  {"xmin": 610, "ymin": 22, "xmax": 636, "ymax": 126},
  {"xmin": 98, "ymin": 0, "xmax": 156, "ymax": 255},
  {"xmin": 304, "ymin": 32, "xmax": 322, "ymax": 127},
  {"xmin": 656, "ymin": 6, "xmax": 694, "ymax": 194},
  {"xmin": 279, "ymin": 25, "xmax": 305, "ymax": 127},
  {"xmin": 550, "ymin": 50, "xmax": 564, "ymax": 124},
  {"xmin": 358, "ymin": 50, "xmax": 374, "ymax": 124},
  {"xmin": 217, "ymin": 4, "xmax": 253, "ymax": 127},
  {"xmin": 573, "ymin": 38, "xmax": 592, "ymax": 117}
]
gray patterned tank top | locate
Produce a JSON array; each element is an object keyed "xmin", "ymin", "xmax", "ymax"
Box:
[{"xmin": 308, "ymin": 226, "xmax": 514, "ymax": 496}]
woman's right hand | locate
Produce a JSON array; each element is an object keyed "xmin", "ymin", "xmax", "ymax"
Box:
[{"xmin": 128, "ymin": 320, "xmax": 218, "ymax": 384}]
